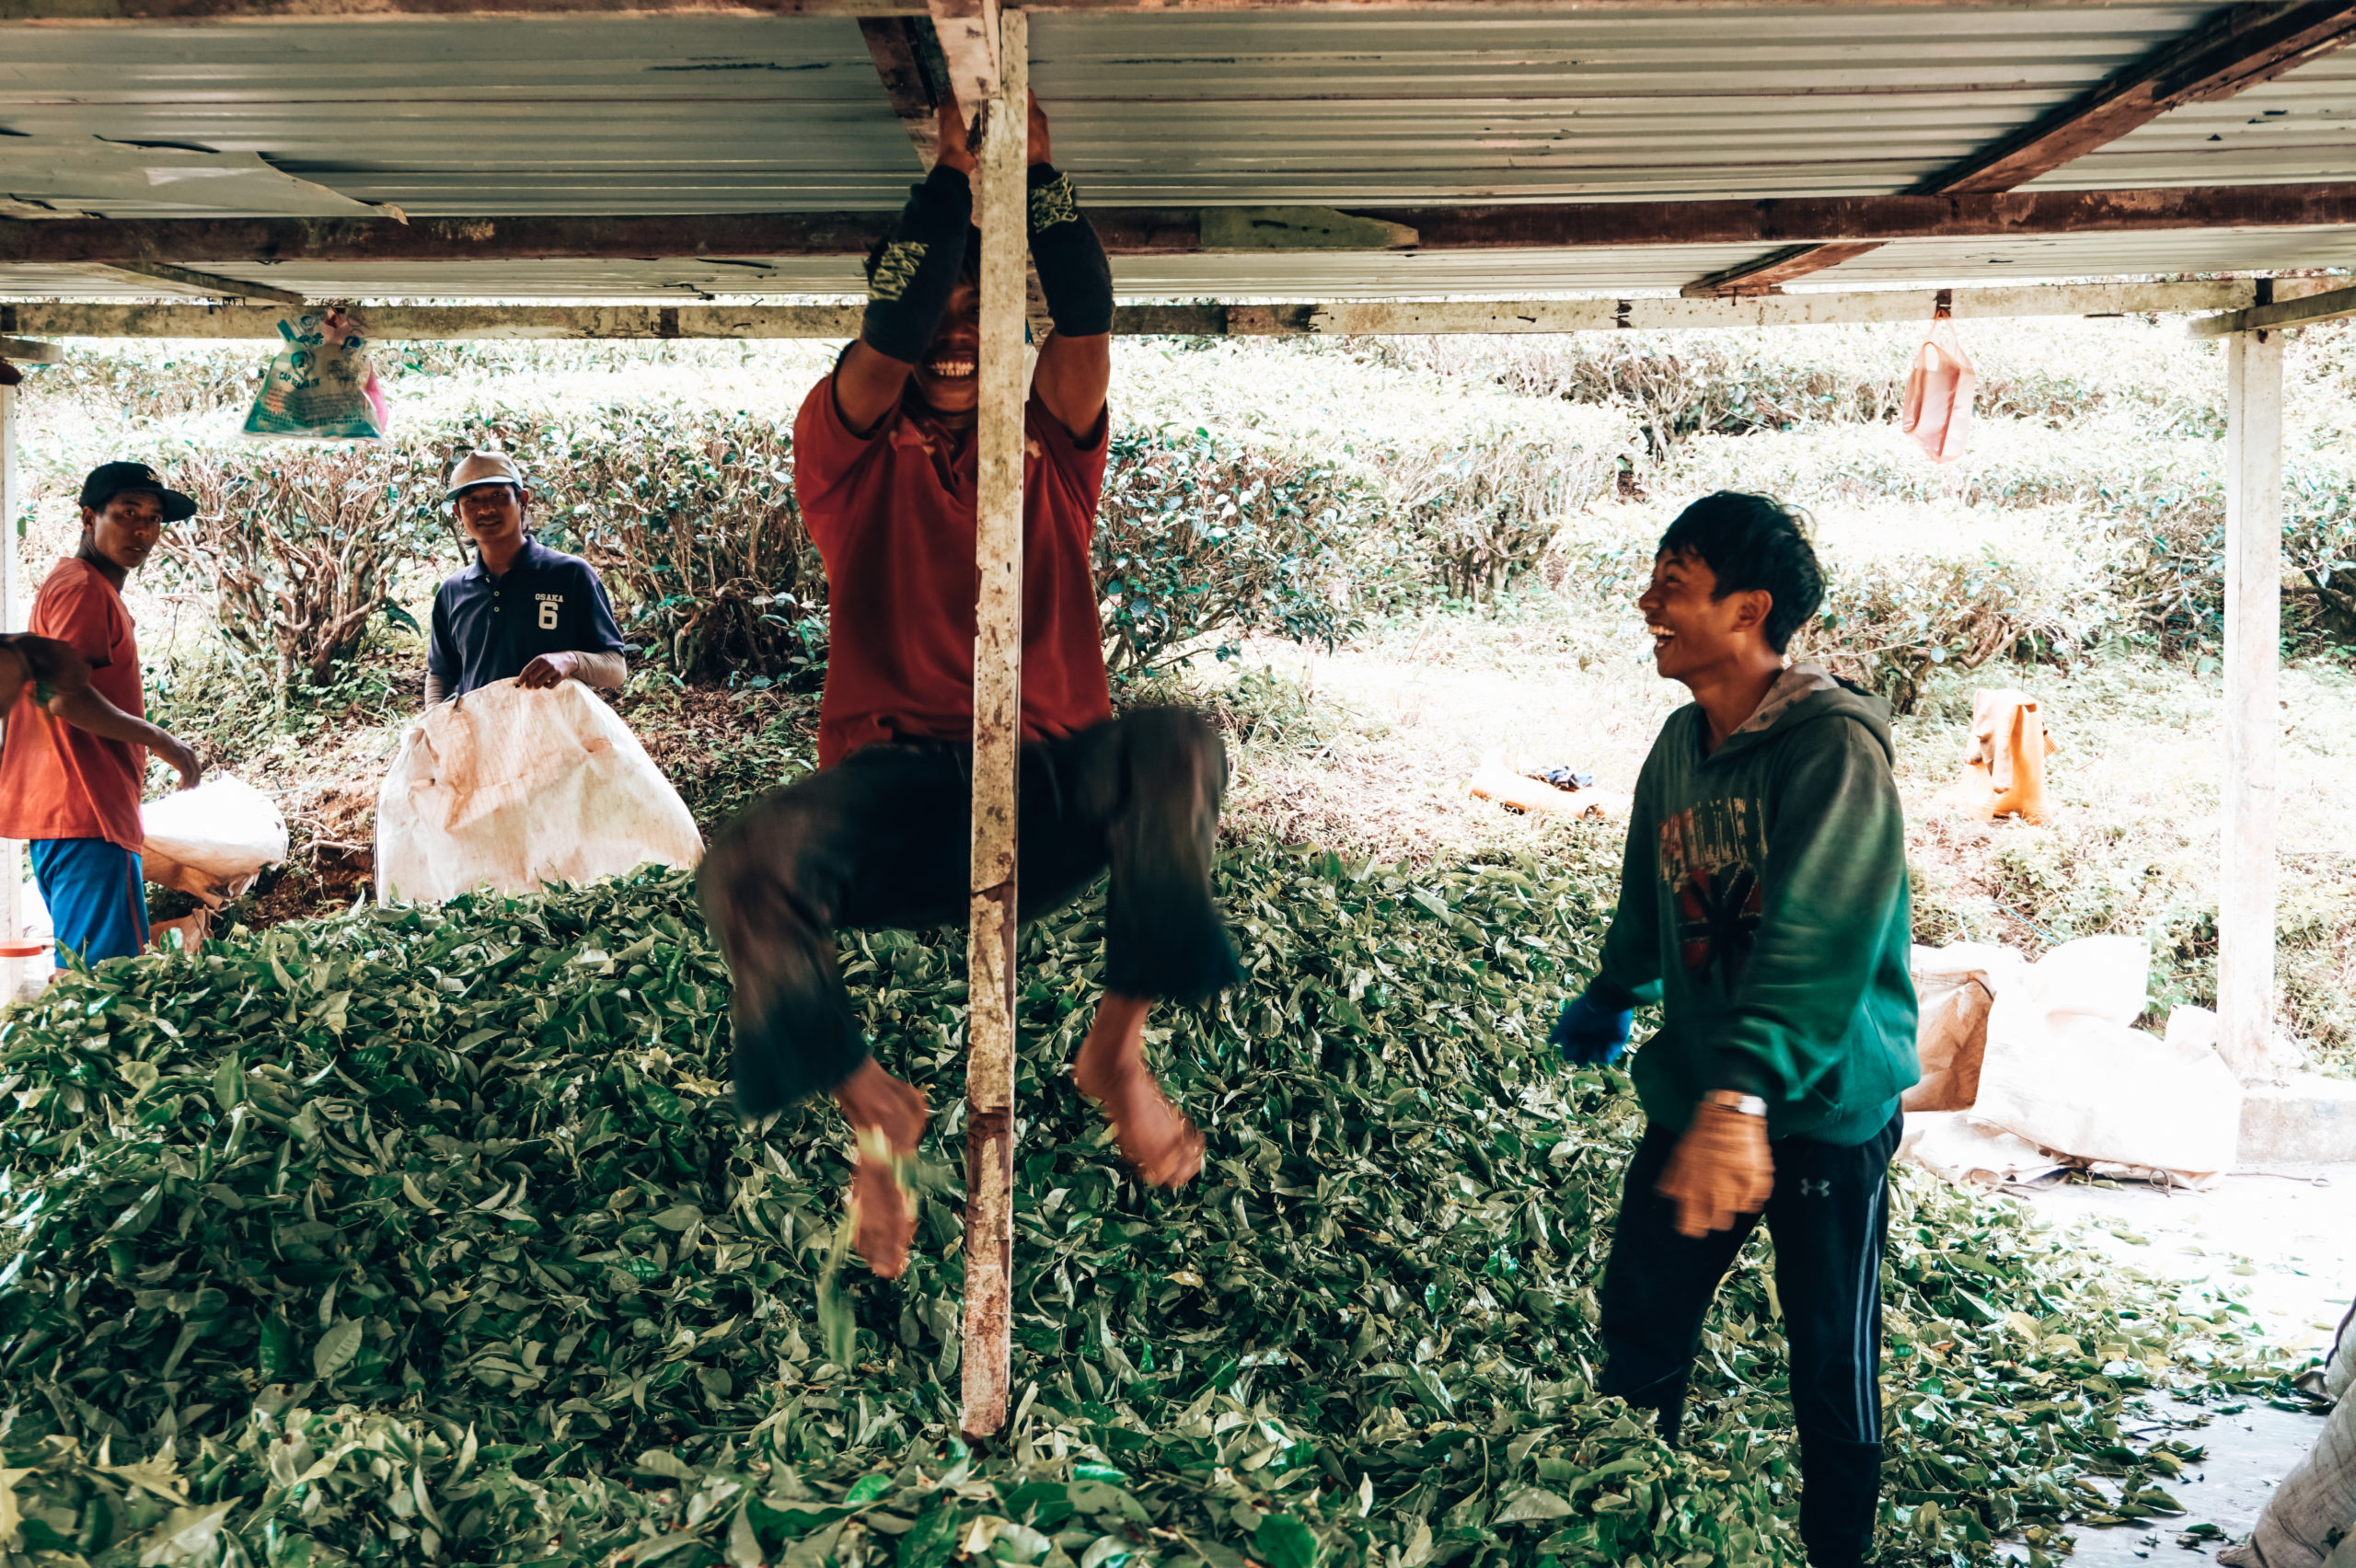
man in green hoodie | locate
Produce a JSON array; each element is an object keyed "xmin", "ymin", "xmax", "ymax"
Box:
[{"xmin": 1552, "ymin": 491, "xmax": 1919, "ymax": 1568}]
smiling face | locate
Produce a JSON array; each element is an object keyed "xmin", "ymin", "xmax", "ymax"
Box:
[
  {"xmin": 1635, "ymin": 547, "xmax": 1773, "ymax": 686},
  {"xmin": 908, "ymin": 276, "xmax": 982, "ymax": 417},
  {"xmin": 455, "ymin": 482, "xmax": 531, "ymax": 559},
  {"xmin": 82, "ymin": 492, "xmax": 166, "ymax": 575}
]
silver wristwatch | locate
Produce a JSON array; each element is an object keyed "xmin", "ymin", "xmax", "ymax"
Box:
[{"xmin": 1702, "ymin": 1090, "xmax": 1769, "ymax": 1117}]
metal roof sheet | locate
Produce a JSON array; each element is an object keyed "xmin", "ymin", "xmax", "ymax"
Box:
[
  {"xmin": 2026, "ymin": 51, "xmax": 2356, "ymax": 191},
  {"xmin": 1032, "ymin": 6, "xmax": 2216, "ymax": 205},
  {"xmin": 0, "ymin": 4, "xmax": 2349, "ymax": 302},
  {"xmin": 1816, "ymin": 224, "xmax": 2356, "ymax": 282}
]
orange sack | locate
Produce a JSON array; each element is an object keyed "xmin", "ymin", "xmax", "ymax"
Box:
[
  {"xmin": 1901, "ymin": 310, "xmax": 1977, "ymax": 465},
  {"xmin": 1949, "ymin": 688, "xmax": 2057, "ymax": 824}
]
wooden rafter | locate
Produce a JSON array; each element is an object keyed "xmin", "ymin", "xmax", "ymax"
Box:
[
  {"xmin": 0, "ymin": 282, "xmax": 2262, "ymax": 341},
  {"xmin": 927, "ymin": 0, "xmax": 999, "ymax": 114},
  {"xmin": 0, "ymin": 0, "xmax": 2182, "ymax": 19},
  {"xmin": 1691, "ymin": 1, "xmax": 2356, "ymax": 295},
  {"xmin": 6, "ymin": 183, "xmax": 2355, "ymax": 266},
  {"xmin": 859, "ymin": 17, "xmax": 943, "ymax": 167}
]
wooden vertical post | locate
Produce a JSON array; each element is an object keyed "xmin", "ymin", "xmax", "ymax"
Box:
[
  {"xmin": 959, "ymin": 1, "xmax": 1026, "ymax": 1442},
  {"xmin": 1, "ymin": 372, "xmax": 20, "ymax": 947},
  {"xmin": 2219, "ymin": 324, "xmax": 2284, "ymax": 1081}
]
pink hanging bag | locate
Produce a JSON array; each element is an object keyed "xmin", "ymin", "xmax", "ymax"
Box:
[{"xmin": 1900, "ymin": 305, "xmax": 1977, "ymax": 464}]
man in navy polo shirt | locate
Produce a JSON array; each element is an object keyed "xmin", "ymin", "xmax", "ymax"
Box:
[{"xmin": 423, "ymin": 452, "xmax": 629, "ymax": 707}]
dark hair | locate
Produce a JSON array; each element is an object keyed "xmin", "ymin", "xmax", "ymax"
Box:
[
  {"xmin": 861, "ymin": 225, "xmax": 985, "ymax": 286},
  {"xmin": 1656, "ymin": 490, "xmax": 1824, "ymax": 654}
]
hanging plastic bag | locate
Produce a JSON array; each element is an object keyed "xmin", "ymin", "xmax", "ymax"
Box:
[
  {"xmin": 242, "ymin": 308, "xmax": 388, "ymax": 441},
  {"xmin": 1900, "ymin": 305, "xmax": 1976, "ymax": 464},
  {"xmin": 375, "ymin": 679, "xmax": 703, "ymax": 904},
  {"xmin": 141, "ymin": 774, "xmax": 290, "ymax": 907}
]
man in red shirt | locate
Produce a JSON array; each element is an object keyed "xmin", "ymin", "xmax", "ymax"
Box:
[
  {"xmin": 0, "ymin": 463, "xmax": 203, "ymax": 964},
  {"xmin": 701, "ymin": 95, "xmax": 1240, "ymax": 1277}
]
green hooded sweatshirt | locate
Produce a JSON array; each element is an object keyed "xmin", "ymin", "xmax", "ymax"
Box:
[{"xmin": 1588, "ymin": 662, "xmax": 1920, "ymax": 1145}]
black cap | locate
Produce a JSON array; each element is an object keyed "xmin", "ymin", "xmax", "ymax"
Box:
[{"xmin": 79, "ymin": 462, "xmax": 196, "ymax": 523}]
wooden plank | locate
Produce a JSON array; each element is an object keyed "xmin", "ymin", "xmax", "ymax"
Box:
[
  {"xmin": 0, "ymin": 282, "xmax": 2260, "ymax": 340},
  {"xmin": 0, "ymin": 337, "xmax": 65, "ymax": 363},
  {"xmin": 929, "ymin": 0, "xmax": 999, "ymax": 112},
  {"xmin": 8, "ymin": 184, "xmax": 2356, "ymax": 266},
  {"xmin": 1692, "ymin": 2, "xmax": 2356, "ymax": 294},
  {"xmin": 2188, "ymin": 280, "xmax": 2356, "ymax": 337},
  {"xmin": 2219, "ymin": 324, "xmax": 2289, "ymax": 1083},
  {"xmin": 859, "ymin": 17, "xmax": 941, "ymax": 169},
  {"xmin": 959, "ymin": 0, "xmax": 1022, "ymax": 1444}
]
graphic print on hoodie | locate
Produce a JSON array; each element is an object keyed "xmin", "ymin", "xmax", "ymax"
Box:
[
  {"xmin": 1588, "ymin": 662, "xmax": 1922, "ymax": 1146},
  {"xmin": 1661, "ymin": 799, "xmax": 1763, "ymax": 993}
]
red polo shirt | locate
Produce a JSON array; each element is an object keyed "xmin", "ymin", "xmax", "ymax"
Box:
[
  {"xmin": 0, "ymin": 558, "xmax": 147, "ymax": 852},
  {"xmin": 794, "ymin": 376, "xmax": 1115, "ymax": 768}
]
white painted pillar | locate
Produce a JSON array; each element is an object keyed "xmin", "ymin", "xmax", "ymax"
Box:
[
  {"xmin": 1, "ymin": 373, "xmax": 21, "ymax": 946},
  {"xmin": 960, "ymin": 2, "xmax": 1026, "ymax": 1442},
  {"xmin": 2219, "ymin": 328, "xmax": 2285, "ymax": 1082}
]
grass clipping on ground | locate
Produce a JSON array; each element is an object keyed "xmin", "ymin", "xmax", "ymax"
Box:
[{"xmin": 0, "ymin": 847, "xmax": 2280, "ymax": 1567}]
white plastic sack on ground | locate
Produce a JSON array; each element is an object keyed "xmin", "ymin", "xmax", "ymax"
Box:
[
  {"xmin": 1904, "ymin": 941, "xmax": 2026, "ymax": 1112},
  {"xmin": 375, "ymin": 678, "xmax": 702, "ymax": 904},
  {"xmin": 142, "ymin": 775, "xmax": 289, "ymax": 906},
  {"xmin": 2219, "ymin": 1379, "xmax": 2356, "ymax": 1568},
  {"xmin": 1899, "ymin": 1110, "xmax": 2070, "ymax": 1190},
  {"xmin": 1968, "ymin": 935, "xmax": 2242, "ymax": 1181}
]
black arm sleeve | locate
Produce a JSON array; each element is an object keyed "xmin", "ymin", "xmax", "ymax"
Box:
[
  {"xmin": 1027, "ymin": 164, "xmax": 1113, "ymax": 338},
  {"xmin": 860, "ymin": 164, "xmax": 975, "ymax": 363}
]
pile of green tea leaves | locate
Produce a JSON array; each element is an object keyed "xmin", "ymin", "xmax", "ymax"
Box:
[{"xmin": 0, "ymin": 846, "xmax": 2281, "ymax": 1567}]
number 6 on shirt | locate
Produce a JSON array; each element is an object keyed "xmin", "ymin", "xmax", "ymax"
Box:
[{"xmin": 537, "ymin": 600, "xmax": 559, "ymax": 631}]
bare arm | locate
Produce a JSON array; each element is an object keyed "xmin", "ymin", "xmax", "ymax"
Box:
[
  {"xmin": 422, "ymin": 666, "xmax": 448, "ymax": 709},
  {"xmin": 1, "ymin": 634, "xmax": 201, "ymax": 789},
  {"xmin": 1034, "ymin": 330, "xmax": 1110, "ymax": 443}
]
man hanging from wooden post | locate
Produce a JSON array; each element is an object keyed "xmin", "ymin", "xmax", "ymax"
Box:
[{"xmin": 699, "ymin": 92, "xmax": 1241, "ymax": 1278}]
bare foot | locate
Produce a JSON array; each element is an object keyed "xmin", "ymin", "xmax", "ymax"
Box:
[
  {"xmin": 1073, "ymin": 995, "xmax": 1206, "ymax": 1189},
  {"xmin": 835, "ymin": 1059, "xmax": 929, "ymax": 1278}
]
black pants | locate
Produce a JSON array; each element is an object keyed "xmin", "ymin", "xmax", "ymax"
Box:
[
  {"xmin": 698, "ymin": 708, "xmax": 1242, "ymax": 1116},
  {"xmin": 1599, "ymin": 1109, "xmax": 1904, "ymax": 1568}
]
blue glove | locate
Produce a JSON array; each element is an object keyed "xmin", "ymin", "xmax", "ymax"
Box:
[{"xmin": 1552, "ymin": 991, "xmax": 1633, "ymax": 1067}]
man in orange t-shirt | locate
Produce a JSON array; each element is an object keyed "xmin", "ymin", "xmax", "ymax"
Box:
[
  {"xmin": 0, "ymin": 463, "xmax": 203, "ymax": 963},
  {"xmin": 699, "ymin": 95, "xmax": 1241, "ymax": 1280}
]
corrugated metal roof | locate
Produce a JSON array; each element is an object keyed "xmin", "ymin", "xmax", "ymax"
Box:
[
  {"xmin": 2027, "ymin": 50, "xmax": 2356, "ymax": 190},
  {"xmin": 1817, "ymin": 225, "xmax": 2356, "ymax": 282},
  {"xmin": 1034, "ymin": 6, "xmax": 2215, "ymax": 204},
  {"xmin": 0, "ymin": 4, "xmax": 2350, "ymax": 301},
  {"xmin": 0, "ymin": 17, "xmax": 920, "ymax": 216}
]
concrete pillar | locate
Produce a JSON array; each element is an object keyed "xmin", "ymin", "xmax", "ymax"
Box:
[{"xmin": 2219, "ymin": 326, "xmax": 2286, "ymax": 1082}]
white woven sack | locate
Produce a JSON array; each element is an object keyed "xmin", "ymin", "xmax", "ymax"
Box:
[
  {"xmin": 2219, "ymin": 1386, "xmax": 2356, "ymax": 1568},
  {"xmin": 1967, "ymin": 935, "xmax": 2242, "ymax": 1180},
  {"xmin": 375, "ymin": 679, "xmax": 703, "ymax": 905},
  {"xmin": 141, "ymin": 775, "xmax": 289, "ymax": 902}
]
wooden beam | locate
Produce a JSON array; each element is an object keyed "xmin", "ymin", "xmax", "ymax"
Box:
[
  {"xmin": 928, "ymin": 0, "xmax": 999, "ymax": 114},
  {"xmin": 2220, "ymin": 323, "xmax": 2289, "ymax": 1082},
  {"xmin": 2188, "ymin": 280, "xmax": 2356, "ymax": 336},
  {"xmin": 6, "ymin": 184, "xmax": 2356, "ymax": 266},
  {"xmin": 1692, "ymin": 2, "xmax": 2356, "ymax": 294},
  {"xmin": 0, "ymin": 337, "xmax": 65, "ymax": 363},
  {"xmin": 0, "ymin": 282, "xmax": 2261, "ymax": 340},
  {"xmin": 859, "ymin": 17, "xmax": 941, "ymax": 169},
  {"xmin": 960, "ymin": 0, "xmax": 1022, "ymax": 1445}
]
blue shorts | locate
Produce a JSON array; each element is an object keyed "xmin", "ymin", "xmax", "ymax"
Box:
[{"xmin": 31, "ymin": 838, "xmax": 149, "ymax": 966}]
